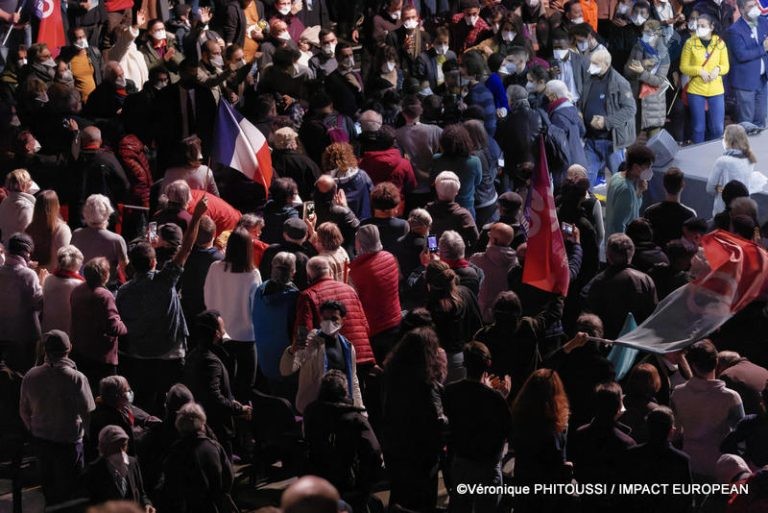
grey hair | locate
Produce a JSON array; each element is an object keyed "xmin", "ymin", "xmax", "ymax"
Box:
[
  {"xmin": 166, "ymin": 180, "xmax": 192, "ymax": 206},
  {"xmin": 591, "ymin": 47, "xmax": 612, "ymax": 68},
  {"xmin": 56, "ymin": 245, "xmax": 84, "ymax": 272},
  {"xmin": 359, "ymin": 110, "xmax": 383, "ymax": 132},
  {"xmin": 356, "ymin": 224, "xmax": 383, "ymax": 254},
  {"xmin": 306, "ymin": 255, "xmax": 331, "ymax": 280},
  {"xmin": 606, "ymin": 233, "xmax": 635, "ymax": 266},
  {"xmin": 82, "ymin": 194, "xmax": 114, "ymax": 228},
  {"xmin": 271, "ymin": 251, "xmax": 297, "ymax": 284},
  {"xmin": 99, "ymin": 375, "xmax": 129, "ymax": 406},
  {"xmin": 238, "ymin": 213, "xmax": 265, "ymax": 230},
  {"xmin": 175, "ymin": 402, "xmax": 207, "ymax": 434},
  {"xmin": 435, "ymin": 171, "xmax": 461, "ymax": 201},
  {"xmin": 545, "ymin": 79, "xmax": 571, "ymax": 100},
  {"xmin": 408, "ymin": 208, "xmax": 432, "ymax": 228},
  {"xmin": 439, "ymin": 230, "xmax": 465, "ymax": 260},
  {"xmin": 730, "ymin": 197, "xmax": 758, "ymax": 220}
]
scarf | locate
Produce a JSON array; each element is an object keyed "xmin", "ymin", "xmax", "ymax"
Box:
[
  {"xmin": 442, "ymin": 257, "xmax": 470, "ymax": 269},
  {"xmin": 638, "ymin": 39, "xmax": 659, "ymax": 57},
  {"xmin": 54, "ymin": 269, "xmax": 85, "ymax": 281},
  {"xmin": 546, "ymin": 97, "xmax": 569, "ymax": 114}
]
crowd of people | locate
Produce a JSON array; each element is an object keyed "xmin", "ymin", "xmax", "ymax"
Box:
[{"xmin": 0, "ymin": 0, "xmax": 768, "ymax": 511}]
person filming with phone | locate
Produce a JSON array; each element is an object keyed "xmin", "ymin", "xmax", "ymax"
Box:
[{"xmin": 280, "ymin": 299, "xmax": 364, "ymax": 414}]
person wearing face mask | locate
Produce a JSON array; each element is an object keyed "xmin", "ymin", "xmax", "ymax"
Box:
[
  {"xmin": 495, "ymin": 85, "xmax": 543, "ymax": 191},
  {"xmin": 121, "ymin": 66, "xmax": 170, "ymax": 145},
  {"xmin": 85, "ymin": 425, "xmax": 155, "ymax": 512},
  {"xmin": 624, "ymin": 20, "xmax": 670, "ymax": 136},
  {"xmin": 692, "ymin": 0, "xmax": 734, "ymax": 33},
  {"xmin": 727, "ymin": 0, "xmax": 768, "ymax": 128},
  {"xmin": 526, "ymin": 64, "xmax": 550, "ymax": 109},
  {"xmin": 570, "ymin": 23, "xmax": 607, "ymax": 60},
  {"xmin": 270, "ymin": 0, "xmax": 306, "ymax": 42},
  {"xmin": 370, "ymin": 44, "xmax": 402, "ymax": 91},
  {"xmin": 651, "ymin": 0, "xmax": 684, "ymax": 43},
  {"xmin": 83, "ymin": 60, "xmax": 136, "ymax": 119},
  {"xmin": 309, "ymin": 28, "xmax": 339, "ymax": 80},
  {"xmin": 258, "ymin": 18, "xmax": 298, "ymax": 70},
  {"xmin": 549, "ymin": 30, "xmax": 588, "ymax": 103},
  {"xmin": 604, "ymin": 144, "xmax": 656, "ymax": 239},
  {"xmin": 451, "ymin": 0, "xmax": 492, "ymax": 53},
  {"xmin": 282, "ymin": 285, "xmax": 366, "ymax": 413},
  {"xmin": 499, "ymin": 45, "xmax": 529, "ymax": 87},
  {"xmin": 417, "ymin": 26, "xmax": 457, "ymax": 92},
  {"xmin": 562, "ymin": 0, "xmax": 587, "ymax": 32},
  {"xmin": 19, "ymin": 43, "xmax": 57, "ymax": 86},
  {"xmin": 680, "ymin": 13, "xmax": 729, "ymax": 143},
  {"xmin": 578, "ymin": 48, "xmax": 637, "ymax": 186},
  {"xmin": 18, "ymin": 329, "xmax": 95, "ymax": 505},
  {"xmin": 60, "ymin": 27, "xmax": 104, "ymax": 103},
  {"xmin": 139, "ymin": 19, "xmax": 183, "ymax": 82},
  {"xmin": 323, "ymin": 42, "xmax": 364, "ymax": 118},
  {"xmin": 373, "ymin": 0, "xmax": 404, "ymax": 46},
  {"xmin": 387, "ymin": 5, "xmax": 427, "ymax": 78},
  {"xmin": 607, "ymin": 1, "xmax": 652, "ymax": 74},
  {"xmin": 88, "ymin": 375, "xmax": 160, "ymax": 459},
  {"xmin": 468, "ymin": 12, "xmax": 525, "ymax": 57},
  {"xmin": 195, "ymin": 40, "xmax": 235, "ymax": 103}
]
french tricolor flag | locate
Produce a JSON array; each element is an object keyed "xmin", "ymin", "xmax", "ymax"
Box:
[{"xmin": 212, "ymin": 100, "xmax": 273, "ymax": 193}]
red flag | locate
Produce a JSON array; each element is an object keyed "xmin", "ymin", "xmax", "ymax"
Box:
[
  {"xmin": 35, "ymin": 0, "xmax": 66, "ymax": 58},
  {"xmin": 522, "ymin": 135, "xmax": 570, "ymax": 296}
]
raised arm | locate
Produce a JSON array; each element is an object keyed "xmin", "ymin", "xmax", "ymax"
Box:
[{"xmin": 172, "ymin": 196, "xmax": 208, "ymax": 268}]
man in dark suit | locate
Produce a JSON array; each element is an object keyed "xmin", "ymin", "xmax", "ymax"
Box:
[
  {"xmin": 621, "ymin": 406, "xmax": 694, "ymax": 513},
  {"xmin": 223, "ymin": 0, "xmax": 248, "ymax": 47},
  {"xmin": 153, "ymin": 59, "xmax": 217, "ymax": 171},
  {"xmin": 85, "ymin": 425, "xmax": 155, "ymax": 511},
  {"xmin": 417, "ymin": 26, "xmax": 457, "ymax": 92},
  {"xmin": 182, "ymin": 310, "xmax": 252, "ymax": 455},
  {"xmin": 726, "ymin": 0, "xmax": 768, "ymax": 127}
]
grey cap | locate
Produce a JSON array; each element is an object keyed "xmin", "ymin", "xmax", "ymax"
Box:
[
  {"xmin": 44, "ymin": 330, "xmax": 71, "ymax": 356},
  {"xmin": 356, "ymin": 224, "xmax": 382, "ymax": 253}
]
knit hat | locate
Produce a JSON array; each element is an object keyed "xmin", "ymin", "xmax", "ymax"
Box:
[
  {"xmin": 98, "ymin": 425, "xmax": 129, "ymax": 456},
  {"xmin": 284, "ymin": 217, "xmax": 308, "ymax": 240},
  {"xmin": 356, "ymin": 224, "xmax": 382, "ymax": 253},
  {"xmin": 44, "ymin": 330, "xmax": 71, "ymax": 356},
  {"xmin": 715, "ymin": 454, "xmax": 751, "ymax": 484},
  {"xmin": 159, "ymin": 223, "xmax": 183, "ymax": 247},
  {"xmin": 7, "ymin": 233, "xmax": 34, "ymax": 256}
]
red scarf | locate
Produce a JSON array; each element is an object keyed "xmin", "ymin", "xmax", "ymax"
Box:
[
  {"xmin": 442, "ymin": 258, "xmax": 470, "ymax": 269},
  {"xmin": 53, "ymin": 269, "xmax": 85, "ymax": 281},
  {"xmin": 546, "ymin": 97, "xmax": 569, "ymax": 115},
  {"xmin": 116, "ymin": 88, "xmax": 128, "ymax": 97}
]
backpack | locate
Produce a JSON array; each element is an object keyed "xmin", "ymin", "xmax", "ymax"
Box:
[
  {"xmin": 537, "ymin": 109, "xmax": 570, "ymax": 172},
  {"xmin": 326, "ymin": 114, "xmax": 350, "ymax": 144}
]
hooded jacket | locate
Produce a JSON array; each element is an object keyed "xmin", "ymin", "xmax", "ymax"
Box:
[
  {"xmin": 251, "ymin": 280, "xmax": 300, "ymax": 379},
  {"xmin": 359, "ymin": 148, "xmax": 417, "ymax": 199},
  {"xmin": 470, "ymin": 245, "xmax": 519, "ymax": 322}
]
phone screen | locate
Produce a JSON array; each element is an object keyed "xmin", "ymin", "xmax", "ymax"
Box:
[
  {"xmin": 427, "ymin": 235, "xmax": 438, "ymax": 253},
  {"xmin": 303, "ymin": 201, "xmax": 316, "ymax": 220},
  {"xmin": 147, "ymin": 222, "xmax": 158, "ymax": 242}
]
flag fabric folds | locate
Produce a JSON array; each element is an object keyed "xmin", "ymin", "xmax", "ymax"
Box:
[
  {"xmin": 607, "ymin": 313, "xmax": 639, "ymax": 381},
  {"xmin": 522, "ymin": 135, "xmax": 570, "ymax": 296},
  {"xmin": 212, "ymin": 100, "xmax": 273, "ymax": 192},
  {"xmin": 35, "ymin": 0, "xmax": 66, "ymax": 57},
  {"xmin": 613, "ymin": 230, "xmax": 768, "ymax": 354}
]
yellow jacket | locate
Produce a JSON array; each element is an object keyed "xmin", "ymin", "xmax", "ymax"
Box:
[{"xmin": 680, "ymin": 34, "xmax": 730, "ymax": 97}]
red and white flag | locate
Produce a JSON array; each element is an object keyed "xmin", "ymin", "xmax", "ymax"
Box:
[
  {"xmin": 35, "ymin": 0, "xmax": 66, "ymax": 58},
  {"xmin": 522, "ymin": 135, "xmax": 570, "ymax": 296},
  {"xmin": 614, "ymin": 230, "xmax": 768, "ymax": 353}
]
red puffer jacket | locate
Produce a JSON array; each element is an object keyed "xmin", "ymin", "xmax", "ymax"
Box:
[
  {"xmin": 349, "ymin": 251, "xmax": 401, "ymax": 337},
  {"xmin": 117, "ymin": 135, "xmax": 152, "ymax": 208},
  {"xmin": 295, "ymin": 277, "xmax": 375, "ymax": 365}
]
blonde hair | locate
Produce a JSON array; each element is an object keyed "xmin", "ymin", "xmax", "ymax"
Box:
[
  {"xmin": 5, "ymin": 168, "xmax": 31, "ymax": 192},
  {"xmin": 82, "ymin": 194, "xmax": 114, "ymax": 228},
  {"xmin": 322, "ymin": 143, "xmax": 358, "ymax": 173},
  {"xmin": 724, "ymin": 124, "xmax": 757, "ymax": 164}
]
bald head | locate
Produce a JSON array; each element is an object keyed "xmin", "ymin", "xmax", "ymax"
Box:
[
  {"xmin": 315, "ymin": 175, "xmax": 337, "ymax": 194},
  {"xmin": 82, "ymin": 126, "xmax": 102, "ymax": 148},
  {"xmin": 489, "ymin": 223, "xmax": 515, "ymax": 247},
  {"xmin": 281, "ymin": 476, "xmax": 340, "ymax": 513},
  {"xmin": 567, "ymin": 164, "xmax": 588, "ymax": 182},
  {"xmin": 104, "ymin": 61, "xmax": 124, "ymax": 84}
]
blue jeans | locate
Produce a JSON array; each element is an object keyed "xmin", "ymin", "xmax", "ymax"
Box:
[
  {"xmin": 585, "ymin": 138, "xmax": 624, "ymax": 187},
  {"xmin": 449, "ymin": 457, "xmax": 503, "ymax": 513},
  {"xmin": 733, "ymin": 79, "xmax": 768, "ymax": 128},
  {"xmin": 687, "ymin": 93, "xmax": 725, "ymax": 143}
]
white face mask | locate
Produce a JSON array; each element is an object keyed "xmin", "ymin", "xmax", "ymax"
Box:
[
  {"xmin": 18, "ymin": 58, "xmax": 27, "ymax": 67},
  {"xmin": 640, "ymin": 167, "xmax": 654, "ymax": 181},
  {"xmin": 403, "ymin": 19, "xmax": 418, "ymax": 30},
  {"xmin": 527, "ymin": 0, "xmax": 540, "ymax": 6},
  {"xmin": 642, "ymin": 33, "xmax": 657, "ymax": 44},
  {"xmin": 588, "ymin": 63, "xmax": 603, "ymax": 75},
  {"xmin": 340, "ymin": 56, "xmax": 355, "ymax": 69},
  {"xmin": 502, "ymin": 61, "xmax": 517, "ymax": 75},
  {"xmin": 525, "ymin": 81, "xmax": 537, "ymax": 92},
  {"xmin": 577, "ymin": 40, "xmax": 590, "ymax": 52},
  {"xmin": 106, "ymin": 451, "xmax": 129, "ymax": 471},
  {"xmin": 553, "ymin": 48, "xmax": 569, "ymax": 60},
  {"xmin": 322, "ymin": 43, "xmax": 336, "ymax": 55},
  {"xmin": 502, "ymin": 31, "xmax": 516, "ymax": 42},
  {"xmin": 688, "ymin": 19, "xmax": 697, "ymax": 31},
  {"xmin": 390, "ymin": 10, "xmax": 401, "ymax": 20},
  {"xmin": 713, "ymin": 0, "xmax": 722, "ymax": 5},
  {"xmin": 383, "ymin": 61, "xmax": 396, "ymax": 73},
  {"xmin": 319, "ymin": 319, "xmax": 341, "ymax": 336},
  {"xmin": 154, "ymin": 79, "xmax": 169, "ymax": 90},
  {"xmin": 114, "ymin": 76, "xmax": 127, "ymax": 88},
  {"xmin": 33, "ymin": 140, "xmax": 42, "ymax": 153},
  {"xmin": 277, "ymin": 5, "xmax": 291, "ymax": 15},
  {"xmin": 211, "ymin": 54, "xmax": 224, "ymax": 68},
  {"xmin": 571, "ymin": 16, "xmax": 584, "ymax": 24},
  {"xmin": 633, "ymin": 14, "xmax": 647, "ymax": 25},
  {"xmin": 277, "ymin": 31, "xmax": 291, "ymax": 40},
  {"xmin": 75, "ymin": 38, "xmax": 89, "ymax": 49},
  {"xmin": 435, "ymin": 43, "xmax": 449, "ymax": 55},
  {"xmin": 696, "ymin": 26, "xmax": 712, "ymax": 38},
  {"xmin": 466, "ymin": 14, "xmax": 479, "ymax": 26},
  {"xmin": 748, "ymin": 6, "xmax": 761, "ymax": 20},
  {"xmin": 152, "ymin": 29, "xmax": 167, "ymax": 40},
  {"xmin": 617, "ymin": 3, "xmax": 630, "ymax": 14}
]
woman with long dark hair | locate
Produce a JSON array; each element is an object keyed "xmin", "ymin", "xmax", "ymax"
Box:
[
  {"xmin": 204, "ymin": 228, "xmax": 262, "ymax": 400},
  {"xmin": 25, "ymin": 189, "xmax": 71, "ymax": 271},
  {"xmin": 383, "ymin": 326, "xmax": 447, "ymax": 513},
  {"xmin": 425, "ymin": 260, "xmax": 482, "ymax": 383},
  {"xmin": 510, "ymin": 368, "xmax": 573, "ymax": 512}
]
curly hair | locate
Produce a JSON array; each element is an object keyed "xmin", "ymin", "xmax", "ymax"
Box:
[{"xmin": 322, "ymin": 142, "xmax": 358, "ymax": 173}]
